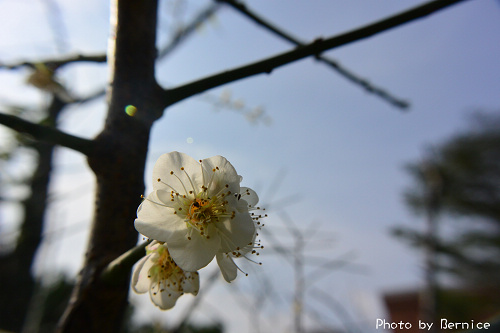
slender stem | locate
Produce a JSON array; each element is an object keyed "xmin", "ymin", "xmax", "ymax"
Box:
[
  {"xmin": 162, "ymin": 0, "xmax": 467, "ymax": 107},
  {"xmin": 101, "ymin": 240, "xmax": 151, "ymax": 285},
  {"xmin": 0, "ymin": 112, "xmax": 94, "ymax": 156}
]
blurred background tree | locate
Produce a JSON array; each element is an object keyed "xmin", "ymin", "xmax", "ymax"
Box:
[{"xmin": 393, "ymin": 111, "xmax": 500, "ymax": 323}]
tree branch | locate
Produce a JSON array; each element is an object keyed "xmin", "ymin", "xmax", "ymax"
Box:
[
  {"xmin": 162, "ymin": 0, "xmax": 467, "ymax": 107},
  {"xmin": 0, "ymin": 4, "xmax": 221, "ymax": 70},
  {"xmin": 217, "ymin": 0, "xmax": 409, "ymax": 109},
  {"xmin": 0, "ymin": 112, "xmax": 94, "ymax": 155},
  {"xmin": 0, "ymin": 54, "xmax": 107, "ymax": 71},
  {"xmin": 100, "ymin": 240, "xmax": 151, "ymax": 285},
  {"xmin": 158, "ymin": 2, "xmax": 221, "ymax": 59}
]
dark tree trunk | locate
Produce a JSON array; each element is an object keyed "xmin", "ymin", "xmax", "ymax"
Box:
[
  {"xmin": 0, "ymin": 96, "xmax": 65, "ymax": 332},
  {"xmin": 57, "ymin": 1, "xmax": 164, "ymax": 332}
]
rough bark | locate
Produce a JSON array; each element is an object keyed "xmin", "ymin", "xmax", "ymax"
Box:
[{"xmin": 57, "ymin": 1, "xmax": 163, "ymax": 332}]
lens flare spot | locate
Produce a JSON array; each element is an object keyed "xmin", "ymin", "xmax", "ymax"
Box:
[
  {"xmin": 125, "ymin": 105, "xmax": 137, "ymax": 117},
  {"xmin": 186, "ymin": 137, "xmax": 194, "ymax": 144}
]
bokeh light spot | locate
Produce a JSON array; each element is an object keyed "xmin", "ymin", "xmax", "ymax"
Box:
[{"xmin": 125, "ymin": 105, "xmax": 137, "ymax": 117}]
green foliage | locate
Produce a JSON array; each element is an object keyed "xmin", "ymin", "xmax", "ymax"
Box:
[{"xmin": 404, "ymin": 113, "xmax": 500, "ymax": 222}]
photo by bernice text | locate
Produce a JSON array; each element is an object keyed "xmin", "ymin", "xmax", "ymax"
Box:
[{"xmin": 376, "ymin": 318, "xmax": 491, "ymax": 330}]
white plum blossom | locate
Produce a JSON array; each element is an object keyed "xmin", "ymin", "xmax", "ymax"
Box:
[
  {"xmin": 132, "ymin": 241, "xmax": 199, "ymax": 310},
  {"xmin": 135, "ymin": 151, "xmax": 262, "ymax": 272}
]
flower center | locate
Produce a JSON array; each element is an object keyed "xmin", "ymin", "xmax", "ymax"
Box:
[
  {"xmin": 149, "ymin": 246, "xmax": 180, "ymax": 281},
  {"xmin": 188, "ymin": 198, "xmax": 211, "ymax": 223},
  {"xmin": 147, "ymin": 245, "xmax": 190, "ymax": 295},
  {"xmin": 185, "ymin": 197, "xmax": 221, "ymax": 239},
  {"xmin": 183, "ymin": 190, "xmax": 236, "ymax": 240}
]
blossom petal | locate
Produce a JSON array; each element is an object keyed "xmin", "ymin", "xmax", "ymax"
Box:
[
  {"xmin": 216, "ymin": 252, "xmax": 238, "ymax": 282},
  {"xmin": 150, "ymin": 281, "xmax": 182, "ymax": 310},
  {"xmin": 218, "ymin": 212, "xmax": 256, "ymax": 253},
  {"xmin": 167, "ymin": 227, "xmax": 221, "ymax": 271},
  {"xmin": 201, "ymin": 155, "xmax": 240, "ymax": 194},
  {"xmin": 132, "ymin": 254, "xmax": 156, "ymax": 294},
  {"xmin": 239, "ymin": 187, "xmax": 259, "ymax": 208},
  {"xmin": 155, "ymin": 189, "xmax": 184, "ymax": 208},
  {"xmin": 152, "ymin": 151, "xmax": 204, "ymax": 196},
  {"xmin": 134, "ymin": 191, "xmax": 187, "ymax": 242},
  {"xmin": 146, "ymin": 240, "xmax": 161, "ymax": 252},
  {"xmin": 181, "ymin": 272, "xmax": 200, "ymax": 295}
]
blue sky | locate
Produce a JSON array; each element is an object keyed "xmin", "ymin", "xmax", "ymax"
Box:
[{"xmin": 1, "ymin": 0, "xmax": 499, "ymax": 332}]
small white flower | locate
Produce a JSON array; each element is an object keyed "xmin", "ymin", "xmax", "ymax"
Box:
[
  {"xmin": 135, "ymin": 152, "xmax": 260, "ymax": 272},
  {"xmin": 132, "ymin": 241, "xmax": 199, "ymax": 310}
]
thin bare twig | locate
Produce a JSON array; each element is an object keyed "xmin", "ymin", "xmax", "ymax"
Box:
[
  {"xmin": 162, "ymin": 0, "xmax": 467, "ymax": 107},
  {"xmin": 1, "ymin": 3, "xmax": 219, "ymax": 71},
  {"xmin": 0, "ymin": 54, "xmax": 107, "ymax": 71},
  {"xmin": 158, "ymin": 2, "xmax": 221, "ymax": 59},
  {"xmin": 217, "ymin": 0, "xmax": 409, "ymax": 109},
  {"xmin": 310, "ymin": 287, "xmax": 363, "ymax": 333},
  {"xmin": 0, "ymin": 112, "xmax": 94, "ymax": 155},
  {"xmin": 305, "ymin": 252, "xmax": 367, "ymax": 286}
]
